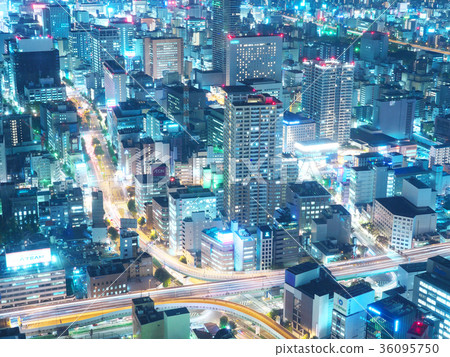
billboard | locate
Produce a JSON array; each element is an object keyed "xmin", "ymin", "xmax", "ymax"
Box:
[
  {"xmin": 6, "ymin": 248, "xmax": 52, "ymax": 268},
  {"xmin": 152, "ymin": 165, "xmax": 167, "ymax": 177}
]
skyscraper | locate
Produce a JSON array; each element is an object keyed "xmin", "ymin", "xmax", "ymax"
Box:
[
  {"xmin": 302, "ymin": 59, "xmax": 354, "ymax": 144},
  {"xmin": 223, "ymin": 86, "xmax": 283, "ymax": 226},
  {"xmin": 212, "ymin": 0, "xmax": 241, "ymax": 72},
  {"xmin": 225, "ymin": 35, "xmax": 282, "ymax": 86},
  {"xmin": 91, "ymin": 25, "xmax": 120, "ymax": 88},
  {"xmin": 41, "ymin": 5, "xmax": 70, "ymax": 39}
]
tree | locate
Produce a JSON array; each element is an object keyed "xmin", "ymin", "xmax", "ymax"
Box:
[
  {"xmin": 163, "ymin": 278, "xmax": 171, "ymax": 287},
  {"xmin": 127, "ymin": 199, "xmax": 137, "ymax": 214},
  {"xmin": 94, "ymin": 145, "xmax": 104, "ymax": 156},
  {"xmin": 179, "ymin": 256, "xmax": 187, "ymax": 264},
  {"xmin": 138, "ymin": 217, "xmax": 146, "ymax": 226},
  {"xmin": 228, "ymin": 321, "xmax": 237, "ymax": 330},
  {"xmin": 219, "ymin": 316, "xmax": 229, "ymax": 328},
  {"xmin": 107, "ymin": 226, "xmax": 119, "ymax": 240},
  {"xmin": 92, "ymin": 138, "xmax": 101, "ymax": 146}
]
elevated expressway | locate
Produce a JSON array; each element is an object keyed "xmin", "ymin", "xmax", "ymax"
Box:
[{"xmin": 2, "ymin": 242, "xmax": 450, "ymax": 335}]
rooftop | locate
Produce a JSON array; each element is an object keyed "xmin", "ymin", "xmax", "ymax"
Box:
[
  {"xmin": 375, "ymin": 196, "xmax": 435, "ymax": 218},
  {"xmin": 289, "ymin": 181, "xmax": 331, "ymax": 198},
  {"xmin": 338, "ymin": 282, "xmax": 373, "ymax": 299},
  {"xmin": 404, "ymin": 177, "xmax": 430, "ymax": 189},
  {"xmin": 398, "ymin": 262, "xmax": 427, "ymax": 273},
  {"xmin": 368, "ymin": 294, "xmax": 417, "ymax": 319},
  {"xmin": 298, "ymin": 277, "xmax": 342, "ymax": 299},
  {"xmin": 286, "ymin": 262, "xmax": 319, "ymax": 276},
  {"xmin": 87, "ymin": 262, "xmax": 125, "ymax": 278}
]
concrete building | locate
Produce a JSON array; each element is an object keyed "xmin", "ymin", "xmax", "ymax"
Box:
[
  {"xmin": 169, "ymin": 186, "xmax": 217, "ymax": 255},
  {"xmin": 331, "ymin": 283, "xmax": 375, "ymax": 339},
  {"xmin": 144, "ymin": 37, "xmax": 183, "ymax": 79},
  {"xmin": 303, "ymin": 60, "xmax": 354, "ymax": 144},
  {"xmin": 201, "ymin": 228, "xmax": 235, "ymax": 271},
  {"xmin": 372, "ymin": 196, "xmax": 437, "ymax": 251},
  {"xmin": 134, "ymin": 164, "xmax": 168, "ymax": 217},
  {"xmin": 225, "ymin": 35, "xmax": 282, "ymax": 86},
  {"xmin": 223, "ymin": 87, "xmax": 283, "ymax": 227},
  {"xmin": 412, "ymin": 256, "xmax": 450, "ymax": 339},
  {"xmin": 91, "ymin": 25, "xmax": 120, "ymax": 88},
  {"xmin": 132, "ymin": 297, "xmax": 190, "ymax": 339},
  {"xmin": 148, "ymin": 196, "xmax": 169, "ymax": 242},
  {"xmin": 349, "ymin": 166, "xmax": 374, "ymax": 207},
  {"xmin": 282, "ymin": 112, "xmax": 316, "ymax": 153},
  {"xmin": 104, "ymin": 60, "xmax": 127, "ymax": 107},
  {"xmin": 429, "ymin": 143, "xmax": 450, "ymax": 170},
  {"xmin": 91, "ymin": 189, "xmax": 105, "ymax": 227},
  {"xmin": 287, "ymin": 181, "xmax": 331, "ymax": 230},
  {"xmin": 86, "ymin": 262, "xmax": 128, "ymax": 298},
  {"xmin": 360, "ymin": 31, "xmax": 388, "ymax": 63},
  {"xmin": 283, "ymin": 262, "xmax": 341, "ymax": 338},
  {"xmin": 311, "ymin": 205, "xmax": 351, "ymax": 245},
  {"xmin": 0, "ymin": 247, "xmax": 66, "ymax": 309},
  {"xmin": 181, "ymin": 211, "xmax": 223, "ymax": 254},
  {"xmin": 120, "ymin": 229, "xmax": 139, "ymax": 260},
  {"xmin": 397, "ymin": 262, "xmax": 427, "ymax": 301}
]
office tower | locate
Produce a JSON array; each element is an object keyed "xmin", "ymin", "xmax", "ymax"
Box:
[
  {"xmin": 201, "ymin": 228, "xmax": 235, "ymax": 271},
  {"xmin": 104, "ymin": 60, "xmax": 127, "ymax": 107},
  {"xmin": 225, "ymin": 35, "xmax": 282, "ymax": 85},
  {"xmin": 284, "ymin": 262, "xmax": 341, "ymax": 338},
  {"xmin": 91, "ymin": 25, "xmax": 120, "ymax": 88},
  {"xmin": 40, "ymin": 102, "xmax": 79, "ymax": 164},
  {"xmin": 373, "ymin": 93, "xmax": 416, "ymax": 140},
  {"xmin": 169, "ymin": 186, "xmax": 217, "ymax": 255},
  {"xmin": 372, "ymin": 180, "xmax": 437, "ymax": 251},
  {"xmin": 120, "ymin": 229, "xmax": 139, "ymax": 260},
  {"xmin": 366, "ymin": 295, "xmax": 417, "ymax": 339},
  {"xmin": 41, "ymin": 5, "xmax": 70, "ymax": 39},
  {"xmin": 91, "ymin": 189, "xmax": 104, "ymax": 227},
  {"xmin": 349, "ymin": 166, "xmax": 374, "ymax": 207},
  {"xmin": 144, "ymin": 37, "xmax": 183, "ymax": 80},
  {"xmin": 1, "ymin": 114, "xmax": 33, "ymax": 148},
  {"xmin": 86, "ymin": 262, "xmax": 127, "ymax": 298},
  {"xmin": 0, "ymin": 136, "xmax": 6, "ymax": 182},
  {"xmin": 206, "ymin": 106, "xmax": 224, "ymax": 149},
  {"xmin": 257, "ymin": 212, "xmax": 300, "ymax": 270},
  {"xmin": 0, "ymin": 247, "xmax": 66, "ymax": 309},
  {"xmin": 5, "ymin": 37, "xmax": 60, "ymax": 99},
  {"xmin": 212, "ymin": 0, "xmax": 241, "ymax": 72},
  {"xmin": 434, "ymin": 115, "xmax": 450, "ymax": 142},
  {"xmin": 413, "ymin": 256, "xmax": 450, "ymax": 339},
  {"xmin": 110, "ymin": 19, "xmax": 135, "ymax": 58},
  {"xmin": 331, "ymin": 283, "xmax": 375, "ymax": 339},
  {"xmin": 360, "ymin": 31, "xmax": 388, "ymax": 63},
  {"xmin": 223, "ymin": 86, "xmax": 283, "ymax": 227},
  {"xmin": 132, "ymin": 297, "xmax": 190, "ymax": 339},
  {"xmin": 282, "ymin": 112, "xmax": 316, "ymax": 153},
  {"xmin": 302, "ymin": 60, "xmax": 354, "ymax": 144},
  {"xmin": 230, "ymin": 221, "xmax": 256, "ymax": 271},
  {"xmin": 286, "ymin": 181, "xmax": 331, "ymax": 230},
  {"xmin": 69, "ymin": 29, "xmax": 91, "ymax": 64}
]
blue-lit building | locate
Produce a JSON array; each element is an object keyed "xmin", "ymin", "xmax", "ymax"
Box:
[
  {"xmin": 413, "ymin": 256, "xmax": 450, "ymax": 339},
  {"xmin": 0, "ymin": 246, "xmax": 66, "ymax": 309},
  {"xmin": 366, "ymin": 294, "xmax": 418, "ymax": 339}
]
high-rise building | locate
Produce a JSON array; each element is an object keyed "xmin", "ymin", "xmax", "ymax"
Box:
[
  {"xmin": 223, "ymin": 86, "xmax": 283, "ymax": 226},
  {"xmin": 212, "ymin": 0, "xmax": 241, "ymax": 72},
  {"xmin": 91, "ymin": 25, "xmax": 120, "ymax": 88},
  {"xmin": 225, "ymin": 35, "xmax": 282, "ymax": 86},
  {"xmin": 360, "ymin": 31, "xmax": 388, "ymax": 63},
  {"xmin": 0, "ymin": 135, "xmax": 6, "ymax": 182},
  {"xmin": 91, "ymin": 189, "xmax": 104, "ymax": 227},
  {"xmin": 302, "ymin": 60, "xmax": 354, "ymax": 144},
  {"xmin": 104, "ymin": 60, "xmax": 127, "ymax": 107},
  {"xmin": 412, "ymin": 256, "xmax": 450, "ymax": 339},
  {"xmin": 144, "ymin": 37, "xmax": 183, "ymax": 80},
  {"xmin": 69, "ymin": 29, "xmax": 91, "ymax": 64},
  {"xmin": 41, "ymin": 5, "xmax": 70, "ymax": 39},
  {"xmin": 373, "ymin": 93, "xmax": 416, "ymax": 140},
  {"xmin": 134, "ymin": 165, "xmax": 168, "ymax": 217},
  {"xmin": 1, "ymin": 114, "xmax": 33, "ymax": 148}
]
